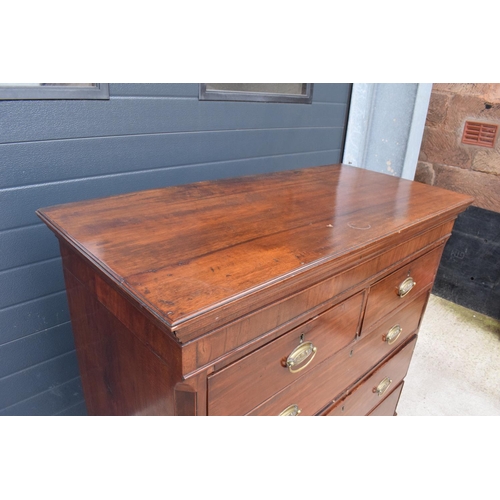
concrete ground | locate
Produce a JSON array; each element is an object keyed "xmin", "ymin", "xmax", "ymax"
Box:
[{"xmin": 397, "ymin": 294, "xmax": 500, "ymax": 416}]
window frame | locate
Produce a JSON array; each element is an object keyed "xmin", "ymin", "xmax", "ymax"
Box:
[
  {"xmin": 0, "ymin": 83, "xmax": 110, "ymax": 100},
  {"xmin": 199, "ymin": 83, "xmax": 314, "ymax": 104}
]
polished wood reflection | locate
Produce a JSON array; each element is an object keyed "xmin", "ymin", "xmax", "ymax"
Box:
[{"xmin": 36, "ymin": 164, "xmax": 473, "ymax": 415}]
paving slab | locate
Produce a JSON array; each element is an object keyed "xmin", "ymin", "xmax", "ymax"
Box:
[{"xmin": 398, "ymin": 294, "xmax": 500, "ymax": 416}]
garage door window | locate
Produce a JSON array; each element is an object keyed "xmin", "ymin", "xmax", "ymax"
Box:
[{"xmin": 199, "ymin": 83, "xmax": 313, "ymax": 104}]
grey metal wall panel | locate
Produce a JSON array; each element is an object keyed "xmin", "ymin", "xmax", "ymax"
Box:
[
  {"xmin": 0, "ymin": 292, "xmax": 69, "ymax": 345},
  {"xmin": 313, "ymin": 83, "xmax": 352, "ymax": 103},
  {"xmin": 108, "ymin": 84, "xmax": 351, "ymax": 102},
  {"xmin": 0, "ymin": 350, "xmax": 80, "ymax": 408},
  {"xmin": 109, "ymin": 83, "xmax": 199, "ymax": 97},
  {"xmin": 0, "ymin": 259, "xmax": 65, "ymax": 309},
  {"xmin": 56, "ymin": 401, "xmax": 87, "ymax": 416},
  {"xmin": 0, "ymin": 322, "xmax": 74, "ymax": 378},
  {"xmin": 0, "ymin": 99, "xmax": 346, "ymax": 144},
  {"xmin": 0, "ymin": 225, "xmax": 60, "ymax": 272},
  {"xmin": 0, "ymin": 127, "xmax": 343, "ymax": 189},
  {"xmin": 0, "ymin": 83, "xmax": 351, "ymax": 415},
  {"xmin": 0, "ymin": 377, "xmax": 83, "ymax": 416}
]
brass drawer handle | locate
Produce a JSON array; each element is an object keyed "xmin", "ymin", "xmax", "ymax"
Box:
[
  {"xmin": 279, "ymin": 404, "xmax": 302, "ymax": 416},
  {"xmin": 374, "ymin": 377, "xmax": 392, "ymax": 397},
  {"xmin": 286, "ymin": 341, "xmax": 317, "ymax": 374},
  {"xmin": 384, "ymin": 324, "xmax": 402, "ymax": 345},
  {"xmin": 398, "ymin": 277, "xmax": 416, "ymax": 298}
]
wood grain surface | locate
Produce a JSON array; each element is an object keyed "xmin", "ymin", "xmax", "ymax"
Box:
[{"xmin": 37, "ymin": 164, "xmax": 473, "ymax": 342}]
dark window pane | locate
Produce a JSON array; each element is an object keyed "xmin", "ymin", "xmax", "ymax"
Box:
[
  {"xmin": 200, "ymin": 83, "xmax": 313, "ymax": 104},
  {"xmin": 206, "ymin": 83, "xmax": 306, "ymax": 95},
  {"xmin": 0, "ymin": 83, "xmax": 109, "ymax": 100}
]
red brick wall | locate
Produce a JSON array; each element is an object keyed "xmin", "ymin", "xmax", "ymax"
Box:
[{"xmin": 415, "ymin": 83, "xmax": 500, "ymax": 213}]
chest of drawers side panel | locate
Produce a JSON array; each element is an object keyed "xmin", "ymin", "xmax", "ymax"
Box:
[{"xmin": 61, "ymin": 244, "xmax": 184, "ymax": 416}]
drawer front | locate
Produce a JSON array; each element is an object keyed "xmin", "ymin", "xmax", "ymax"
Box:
[
  {"xmin": 368, "ymin": 382, "xmax": 404, "ymax": 416},
  {"xmin": 363, "ymin": 246, "xmax": 443, "ymax": 331},
  {"xmin": 247, "ymin": 333, "xmax": 417, "ymax": 417},
  {"xmin": 358, "ymin": 288, "xmax": 429, "ymax": 361},
  {"xmin": 323, "ymin": 337, "xmax": 415, "ymax": 416},
  {"xmin": 208, "ymin": 293, "xmax": 363, "ymax": 416}
]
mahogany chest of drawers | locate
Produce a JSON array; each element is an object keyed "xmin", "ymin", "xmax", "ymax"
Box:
[{"xmin": 37, "ymin": 164, "xmax": 472, "ymax": 416}]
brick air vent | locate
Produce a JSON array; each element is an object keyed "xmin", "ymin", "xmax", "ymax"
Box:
[{"xmin": 462, "ymin": 121, "xmax": 498, "ymax": 148}]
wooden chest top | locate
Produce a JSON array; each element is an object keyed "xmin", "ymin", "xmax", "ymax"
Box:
[{"xmin": 36, "ymin": 164, "xmax": 472, "ymax": 340}]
